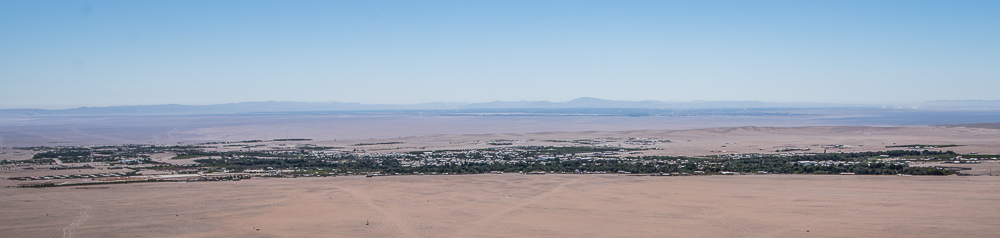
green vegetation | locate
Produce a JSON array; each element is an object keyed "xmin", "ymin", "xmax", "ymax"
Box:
[
  {"xmin": 15, "ymin": 143, "xmax": 974, "ymax": 188},
  {"xmin": 351, "ymin": 142, "xmax": 404, "ymax": 146},
  {"xmin": 173, "ymin": 150, "xmax": 298, "ymax": 158},
  {"xmin": 13, "ymin": 146, "xmax": 56, "ymax": 151},
  {"xmin": 171, "ymin": 155, "xmax": 206, "ymax": 160},
  {"xmin": 518, "ymin": 146, "xmax": 630, "ymax": 155},
  {"xmin": 32, "ymin": 150, "xmax": 91, "ymax": 159},
  {"xmin": 886, "ymin": 144, "xmax": 962, "ymax": 148},
  {"xmin": 298, "ymin": 145, "xmax": 342, "ymax": 150},
  {"xmin": 186, "ymin": 149, "xmax": 961, "ymax": 176},
  {"xmin": 1, "ymin": 158, "xmax": 55, "ymax": 164}
]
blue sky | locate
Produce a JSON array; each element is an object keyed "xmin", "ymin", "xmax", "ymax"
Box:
[{"xmin": 2, "ymin": 0, "xmax": 998, "ymax": 109}]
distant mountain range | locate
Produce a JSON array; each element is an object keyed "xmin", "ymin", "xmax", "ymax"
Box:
[
  {"xmin": 2, "ymin": 98, "xmax": 998, "ymax": 117},
  {"xmin": 463, "ymin": 97, "xmax": 859, "ymax": 109}
]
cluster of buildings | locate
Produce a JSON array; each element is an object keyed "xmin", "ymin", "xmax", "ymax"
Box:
[{"xmin": 302, "ymin": 147, "xmax": 691, "ymax": 168}]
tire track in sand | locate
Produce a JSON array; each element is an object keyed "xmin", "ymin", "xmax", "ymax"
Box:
[
  {"xmin": 62, "ymin": 206, "xmax": 92, "ymax": 238},
  {"xmin": 335, "ymin": 185, "xmax": 419, "ymax": 238},
  {"xmin": 35, "ymin": 194, "xmax": 93, "ymax": 238},
  {"xmin": 452, "ymin": 176, "xmax": 579, "ymax": 238}
]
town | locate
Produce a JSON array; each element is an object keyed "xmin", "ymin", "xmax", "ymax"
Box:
[{"xmin": 4, "ymin": 138, "xmax": 995, "ymax": 188}]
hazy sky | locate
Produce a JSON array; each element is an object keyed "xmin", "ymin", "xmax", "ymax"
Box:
[{"xmin": 2, "ymin": 1, "xmax": 998, "ymax": 109}]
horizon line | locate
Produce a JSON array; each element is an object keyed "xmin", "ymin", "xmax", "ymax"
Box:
[{"xmin": 3, "ymin": 97, "xmax": 1000, "ymax": 111}]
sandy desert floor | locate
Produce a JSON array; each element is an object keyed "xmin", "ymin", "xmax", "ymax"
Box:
[
  {"xmin": 294, "ymin": 125, "xmax": 1000, "ymax": 156},
  {"xmin": 5, "ymin": 112, "xmax": 997, "ymax": 147},
  {"xmin": 8, "ymin": 125, "xmax": 998, "ymax": 162},
  {"xmin": 2, "ymin": 174, "xmax": 998, "ymax": 238},
  {"xmin": 2, "ymin": 125, "xmax": 999, "ymax": 237}
]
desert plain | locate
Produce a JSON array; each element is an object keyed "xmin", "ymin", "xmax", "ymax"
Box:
[
  {"xmin": 2, "ymin": 122, "xmax": 1000, "ymax": 237},
  {"xmin": 2, "ymin": 174, "xmax": 999, "ymax": 238}
]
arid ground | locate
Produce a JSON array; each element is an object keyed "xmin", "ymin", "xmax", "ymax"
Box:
[
  {"xmin": 2, "ymin": 123, "xmax": 999, "ymax": 237},
  {"xmin": 4, "ymin": 110, "xmax": 999, "ymax": 147},
  {"xmin": 2, "ymin": 174, "xmax": 998, "ymax": 238},
  {"xmin": 294, "ymin": 125, "xmax": 1000, "ymax": 156}
]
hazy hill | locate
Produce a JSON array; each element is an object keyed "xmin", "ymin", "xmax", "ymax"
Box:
[
  {"xmin": 462, "ymin": 97, "xmax": 858, "ymax": 109},
  {"xmin": 917, "ymin": 100, "xmax": 1000, "ymax": 109},
  {"xmin": 1, "ymin": 98, "xmax": 997, "ymax": 117}
]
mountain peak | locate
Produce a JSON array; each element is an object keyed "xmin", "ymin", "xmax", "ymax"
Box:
[{"xmin": 567, "ymin": 97, "xmax": 610, "ymax": 103}]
